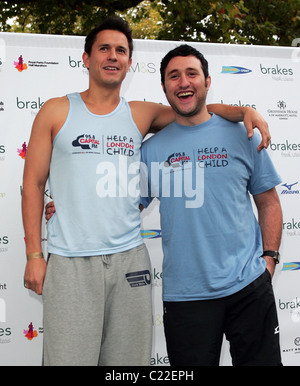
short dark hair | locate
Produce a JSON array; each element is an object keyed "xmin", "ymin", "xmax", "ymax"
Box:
[
  {"xmin": 84, "ymin": 16, "xmax": 133, "ymax": 58},
  {"xmin": 160, "ymin": 44, "xmax": 209, "ymax": 86}
]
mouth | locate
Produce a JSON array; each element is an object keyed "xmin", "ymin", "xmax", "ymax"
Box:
[
  {"xmin": 103, "ymin": 66, "xmax": 119, "ymax": 72},
  {"xmin": 177, "ymin": 91, "xmax": 194, "ymax": 100}
]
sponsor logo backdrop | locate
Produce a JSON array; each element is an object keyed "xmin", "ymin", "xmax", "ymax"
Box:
[{"xmin": 0, "ymin": 32, "xmax": 299, "ymax": 365}]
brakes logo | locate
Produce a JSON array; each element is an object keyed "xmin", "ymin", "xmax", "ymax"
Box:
[
  {"xmin": 221, "ymin": 66, "xmax": 252, "ymax": 74},
  {"xmin": 125, "ymin": 270, "xmax": 151, "ymax": 287}
]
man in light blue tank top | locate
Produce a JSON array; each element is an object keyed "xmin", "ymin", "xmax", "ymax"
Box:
[
  {"xmin": 140, "ymin": 45, "xmax": 282, "ymax": 366},
  {"xmin": 22, "ymin": 17, "xmax": 273, "ymax": 366}
]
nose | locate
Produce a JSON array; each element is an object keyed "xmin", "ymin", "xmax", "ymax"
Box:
[
  {"xmin": 108, "ymin": 48, "xmax": 117, "ymax": 61},
  {"xmin": 179, "ymin": 73, "xmax": 190, "ymax": 88}
]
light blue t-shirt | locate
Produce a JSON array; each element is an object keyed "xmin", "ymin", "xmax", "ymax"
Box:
[
  {"xmin": 47, "ymin": 92, "xmax": 143, "ymax": 257},
  {"xmin": 141, "ymin": 114, "xmax": 281, "ymax": 301}
]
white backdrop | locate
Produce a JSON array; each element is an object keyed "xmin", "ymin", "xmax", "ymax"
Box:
[{"xmin": 0, "ymin": 32, "xmax": 299, "ymax": 366}]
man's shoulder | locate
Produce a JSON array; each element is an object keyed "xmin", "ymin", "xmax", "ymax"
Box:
[
  {"xmin": 143, "ymin": 122, "xmax": 175, "ymax": 147},
  {"xmin": 38, "ymin": 95, "xmax": 68, "ymax": 116}
]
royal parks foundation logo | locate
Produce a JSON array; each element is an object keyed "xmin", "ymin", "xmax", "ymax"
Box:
[
  {"xmin": 17, "ymin": 142, "xmax": 27, "ymax": 160},
  {"xmin": 14, "ymin": 54, "xmax": 59, "ymax": 71},
  {"xmin": 14, "ymin": 55, "xmax": 28, "ymax": 72},
  {"xmin": 23, "ymin": 322, "xmax": 38, "ymax": 341}
]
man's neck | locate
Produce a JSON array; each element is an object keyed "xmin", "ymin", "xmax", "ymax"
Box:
[
  {"xmin": 80, "ymin": 86, "xmax": 121, "ymax": 115},
  {"xmin": 175, "ymin": 107, "xmax": 211, "ymax": 126}
]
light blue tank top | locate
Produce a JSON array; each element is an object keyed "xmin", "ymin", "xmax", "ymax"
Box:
[{"xmin": 47, "ymin": 92, "xmax": 143, "ymax": 257}]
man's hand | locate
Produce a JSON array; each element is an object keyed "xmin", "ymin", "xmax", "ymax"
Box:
[
  {"xmin": 262, "ymin": 255, "xmax": 276, "ymax": 278},
  {"xmin": 24, "ymin": 258, "xmax": 47, "ymax": 295},
  {"xmin": 243, "ymin": 107, "xmax": 271, "ymax": 151},
  {"xmin": 207, "ymin": 104, "xmax": 271, "ymax": 152},
  {"xmin": 45, "ymin": 201, "xmax": 55, "ymax": 222}
]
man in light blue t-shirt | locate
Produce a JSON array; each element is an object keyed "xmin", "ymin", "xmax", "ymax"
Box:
[{"xmin": 141, "ymin": 45, "xmax": 283, "ymax": 366}]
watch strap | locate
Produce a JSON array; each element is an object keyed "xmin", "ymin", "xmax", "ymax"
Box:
[{"xmin": 263, "ymin": 250, "xmax": 280, "ymax": 264}]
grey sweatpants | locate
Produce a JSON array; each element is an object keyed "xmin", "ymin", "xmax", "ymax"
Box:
[{"xmin": 42, "ymin": 244, "xmax": 153, "ymax": 366}]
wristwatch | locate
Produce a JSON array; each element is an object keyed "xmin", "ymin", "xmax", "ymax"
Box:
[{"xmin": 263, "ymin": 250, "xmax": 280, "ymax": 264}]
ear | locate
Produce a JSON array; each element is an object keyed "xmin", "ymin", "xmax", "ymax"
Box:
[
  {"xmin": 82, "ymin": 52, "xmax": 89, "ymax": 70},
  {"xmin": 127, "ymin": 57, "xmax": 132, "ymax": 72},
  {"xmin": 205, "ymin": 75, "xmax": 212, "ymax": 90}
]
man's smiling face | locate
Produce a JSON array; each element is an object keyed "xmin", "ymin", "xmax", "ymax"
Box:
[
  {"xmin": 163, "ymin": 55, "xmax": 211, "ymax": 122},
  {"xmin": 83, "ymin": 29, "xmax": 132, "ymax": 88}
]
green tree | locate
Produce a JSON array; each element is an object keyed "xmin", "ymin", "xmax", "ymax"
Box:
[
  {"xmin": 156, "ymin": 0, "xmax": 300, "ymax": 46},
  {"xmin": 0, "ymin": 0, "xmax": 147, "ymax": 35},
  {"xmin": 1, "ymin": 0, "xmax": 299, "ymax": 46}
]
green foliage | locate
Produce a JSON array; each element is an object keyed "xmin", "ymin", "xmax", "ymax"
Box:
[
  {"xmin": 1, "ymin": 0, "xmax": 299, "ymax": 46},
  {"xmin": 0, "ymin": 0, "xmax": 145, "ymax": 35},
  {"xmin": 156, "ymin": 0, "xmax": 300, "ymax": 46}
]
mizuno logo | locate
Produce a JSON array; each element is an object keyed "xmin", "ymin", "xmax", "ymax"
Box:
[
  {"xmin": 282, "ymin": 182, "xmax": 298, "ymax": 190},
  {"xmin": 125, "ymin": 270, "xmax": 151, "ymax": 287}
]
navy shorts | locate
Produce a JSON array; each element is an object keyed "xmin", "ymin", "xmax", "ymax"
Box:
[{"xmin": 163, "ymin": 269, "xmax": 282, "ymax": 366}]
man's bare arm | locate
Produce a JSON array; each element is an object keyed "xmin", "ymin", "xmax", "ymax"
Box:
[
  {"xmin": 131, "ymin": 101, "xmax": 270, "ymax": 151},
  {"xmin": 22, "ymin": 100, "xmax": 57, "ymax": 294},
  {"xmin": 253, "ymin": 188, "xmax": 282, "ymax": 277}
]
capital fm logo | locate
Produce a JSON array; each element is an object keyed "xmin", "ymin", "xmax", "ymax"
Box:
[
  {"xmin": 14, "ymin": 55, "xmax": 28, "ymax": 72},
  {"xmin": 17, "ymin": 142, "xmax": 27, "ymax": 160}
]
